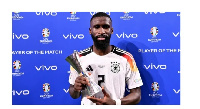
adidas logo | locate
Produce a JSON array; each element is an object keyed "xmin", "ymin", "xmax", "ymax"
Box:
[{"xmin": 86, "ymin": 65, "xmax": 93, "ymax": 71}]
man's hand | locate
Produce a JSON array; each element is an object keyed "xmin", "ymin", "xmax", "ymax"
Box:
[
  {"xmin": 69, "ymin": 73, "xmax": 91, "ymax": 99},
  {"xmin": 74, "ymin": 75, "xmax": 90, "ymax": 92},
  {"xmin": 87, "ymin": 86, "xmax": 116, "ymax": 105}
]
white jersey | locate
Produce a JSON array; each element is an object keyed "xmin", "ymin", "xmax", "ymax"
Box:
[{"xmin": 69, "ymin": 45, "xmax": 143, "ymax": 105}]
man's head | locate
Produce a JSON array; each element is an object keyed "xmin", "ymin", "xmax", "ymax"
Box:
[{"xmin": 89, "ymin": 12, "xmax": 113, "ymax": 50}]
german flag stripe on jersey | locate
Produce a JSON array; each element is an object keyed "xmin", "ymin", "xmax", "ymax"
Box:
[{"xmin": 79, "ymin": 46, "xmax": 92, "ymax": 57}]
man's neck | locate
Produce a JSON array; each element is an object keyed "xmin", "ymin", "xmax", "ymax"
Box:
[{"xmin": 93, "ymin": 45, "xmax": 113, "ymax": 56}]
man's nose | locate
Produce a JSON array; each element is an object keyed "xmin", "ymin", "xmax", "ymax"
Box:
[{"xmin": 98, "ymin": 27, "xmax": 106, "ymax": 34}]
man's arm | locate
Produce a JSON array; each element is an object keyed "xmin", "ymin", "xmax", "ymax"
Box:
[
  {"xmin": 120, "ymin": 87, "xmax": 141, "ymax": 105},
  {"xmin": 69, "ymin": 84, "xmax": 81, "ymax": 99},
  {"xmin": 69, "ymin": 76, "xmax": 90, "ymax": 99}
]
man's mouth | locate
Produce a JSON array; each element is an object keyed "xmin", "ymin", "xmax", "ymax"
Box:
[{"xmin": 97, "ymin": 37, "xmax": 105, "ymax": 40}]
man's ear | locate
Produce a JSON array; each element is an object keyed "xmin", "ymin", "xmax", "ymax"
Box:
[
  {"xmin": 89, "ymin": 28, "xmax": 91, "ymax": 34},
  {"xmin": 111, "ymin": 27, "xmax": 114, "ymax": 34}
]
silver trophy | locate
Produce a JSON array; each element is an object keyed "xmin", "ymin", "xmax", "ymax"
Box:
[{"xmin": 66, "ymin": 50, "xmax": 102, "ymax": 96}]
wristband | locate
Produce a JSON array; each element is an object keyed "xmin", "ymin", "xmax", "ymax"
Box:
[{"xmin": 115, "ymin": 99, "xmax": 121, "ymax": 105}]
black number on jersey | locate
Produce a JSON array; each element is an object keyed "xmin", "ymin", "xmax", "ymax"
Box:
[{"xmin": 98, "ymin": 75, "xmax": 105, "ymax": 86}]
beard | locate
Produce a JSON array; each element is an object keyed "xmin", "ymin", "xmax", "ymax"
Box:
[{"xmin": 91, "ymin": 34, "xmax": 111, "ymax": 50}]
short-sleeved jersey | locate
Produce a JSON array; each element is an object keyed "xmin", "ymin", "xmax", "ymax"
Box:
[{"xmin": 69, "ymin": 45, "xmax": 143, "ymax": 105}]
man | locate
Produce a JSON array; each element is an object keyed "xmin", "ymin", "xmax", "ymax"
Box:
[{"xmin": 68, "ymin": 12, "xmax": 143, "ymax": 105}]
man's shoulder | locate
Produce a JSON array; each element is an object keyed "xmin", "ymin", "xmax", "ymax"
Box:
[
  {"xmin": 79, "ymin": 46, "xmax": 93, "ymax": 57},
  {"xmin": 112, "ymin": 45, "xmax": 134, "ymax": 60}
]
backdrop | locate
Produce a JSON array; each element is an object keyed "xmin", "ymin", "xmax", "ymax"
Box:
[{"xmin": 12, "ymin": 12, "xmax": 180, "ymax": 105}]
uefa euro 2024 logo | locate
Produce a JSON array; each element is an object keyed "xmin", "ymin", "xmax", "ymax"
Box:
[
  {"xmin": 149, "ymin": 82, "xmax": 162, "ymax": 98},
  {"xmin": 13, "ymin": 60, "xmax": 21, "ymax": 72},
  {"xmin": 40, "ymin": 28, "xmax": 52, "ymax": 44},
  {"xmin": 148, "ymin": 27, "xmax": 161, "ymax": 43},
  {"xmin": 40, "ymin": 83, "xmax": 53, "ymax": 99},
  {"xmin": 151, "ymin": 82, "xmax": 159, "ymax": 91},
  {"xmin": 43, "ymin": 83, "xmax": 50, "ymax": 93},
  {"xmin": 150, "ymin": 27, "xmax": 158, "ymax": 38},
  {"xmin": 67, "ymin": 12, "xmax": 80, "ymax": 21},
  {"xmin": 12, "ymin": 60, "xmax": 24, "ymax": 76},
  {"xmin": 120, "ymin": 12, "xmax": 133, "ymax": 20}
]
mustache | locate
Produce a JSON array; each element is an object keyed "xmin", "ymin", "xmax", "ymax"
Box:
[{"xmin": 96, "ymin": 34, "xmax": 109, "ymax": 38}]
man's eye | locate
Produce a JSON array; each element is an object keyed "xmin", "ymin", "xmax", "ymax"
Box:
[
  {"xmin": 94, "ymin": 25, "xmax": 100, "ymax": 28},
  {"xmin": 103, "ymin": 25, "xmax": 110, "ymax": 29}
]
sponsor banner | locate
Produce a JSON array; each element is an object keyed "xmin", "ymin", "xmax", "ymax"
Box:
[
  {"xmin": 138, "ymin": 49, "xmax": 180, "ymax": 53},
  {"xmin": 12, "ymin": 50, "xmax": 63, "ymax": 55}
]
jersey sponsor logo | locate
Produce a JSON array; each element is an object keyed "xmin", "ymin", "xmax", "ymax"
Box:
[{"xmin": 111, "ymin": 62, "xmax": 120, "ymax": 73}]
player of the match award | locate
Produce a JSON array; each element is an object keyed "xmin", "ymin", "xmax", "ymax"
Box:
[{"xmin": 66, "ymin": 50, "xmax": 102, "ymax": 96}]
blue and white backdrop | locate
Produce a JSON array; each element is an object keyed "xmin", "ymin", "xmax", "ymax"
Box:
[{"xmin": 12, "ymin": 12, "xmax": 180, "ymax": 105}]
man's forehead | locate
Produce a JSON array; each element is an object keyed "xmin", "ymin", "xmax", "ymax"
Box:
[{"xmin": 91, "ymin": 17, "xmax": 111, "ymax": 25}]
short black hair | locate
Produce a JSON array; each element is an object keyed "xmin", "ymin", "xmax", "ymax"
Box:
[{"xmin": 90, "ymin": 12, "xmax": 112, "ymax": 23}]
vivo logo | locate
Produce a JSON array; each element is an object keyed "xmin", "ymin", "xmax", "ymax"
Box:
[
  {"xmin": 12, "ymin": 33, "xmax": 29, "ymax": 39},
  {"xmin": 12, "ymin": 90, "xmax": 29, "ymax": 96},
  {"xmin": 116, "ymin": 32, "xmax": 138, "ymax": 38},
  {"xmin": 63, "ymin": 88, "xmax": 69, "ymax": 93},
  {"xmin": 144, "ymin": 12, "xmax": 165, "ymax": 14},
  {"xmin": 90, "ymin": 12, "xmax": 110, "ymax": 16},
  {"xmin": 173, "ymin": 89, "xmax": 180, "ymax": 94},
  {"xmin": 172, "ymin": 32, "xmax": 180, "ymax": 37},
  {"xmin": 144, "ymin": 63, "xmax": 167, "ymax": 69},
  {"xmin": 63, "ymin": 33, "xmax": 84, "ymax": 39},
  {"xmin": 36, "ymin": 12, "xmax": 57, "ymax": 16},
  {"xmin": 35, "ymin": 65, "xmax": 57, "ymax": 71}
]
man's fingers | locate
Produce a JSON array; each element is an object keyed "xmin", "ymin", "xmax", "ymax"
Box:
[
  {"xmin": 96, "ymin": 102, "xmax": 103, "ymax": 105},
  {"xmin": 87, "ymin": 96, "xmax": 103, "ymax": 103},
  {"xmin": 86, "ymin": 78, "xmax": 90, "ymax": 86},
  {"xmin": 75, "ymin": 83, "xmax": 82, "ymax": 87},
  {"xmin": 102, "ymin": 86, "xmax": 109, "ymax": 97}
]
